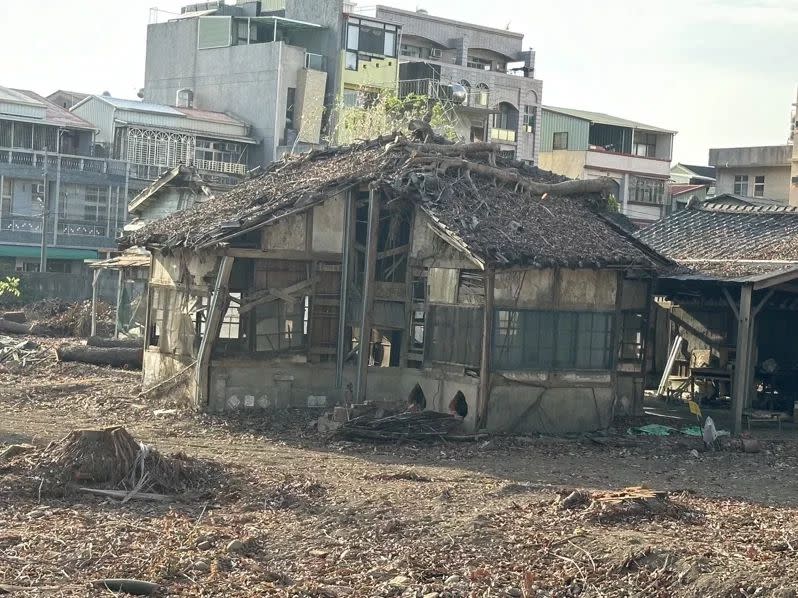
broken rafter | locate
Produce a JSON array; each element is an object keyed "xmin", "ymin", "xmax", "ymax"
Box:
[
  {"xmin": 239, "ymin": 277, "xmax": 316, "ymax": 314},
  {"xmin": 410, "ymin": 156, "xmax": 617, "ymax": 197}
]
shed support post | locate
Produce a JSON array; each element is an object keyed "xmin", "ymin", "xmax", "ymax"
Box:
[
  {"xmin": 477, "ymin": 266, "xmax": 495, "ymax": 430},
  {"xmin": 335, "ymin": 190, "xmax": 353, "ymax": 389},
  {"xmin": 91, "ymin": 268, "xmax": 101, "ymax": 337},
  {"xmin": 114, "ymin": 268, "xmax": 123, "ymax": 338},
  {"xmin": 732, "ymin": 284, "xmax": 753, "ymax": 435},
  {"xmin": 195, "ymin": 256, "xmax": 234, "ymax": 410},
  {"xmin": 355, "ymin": 187, "xmax": 380, "ymax": 403}
]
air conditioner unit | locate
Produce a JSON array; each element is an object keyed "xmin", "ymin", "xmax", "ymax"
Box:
[{"xmin": 430, "ymin": 47, "xmax": 442, "ymax": 59}]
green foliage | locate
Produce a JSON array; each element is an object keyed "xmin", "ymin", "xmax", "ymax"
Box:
[
  {"xmin": 606, "ymin": 194, "xmax": 620, "ymax": 213},
  {"xmin": 0, "ymin": 276, "xmax": 20, "ymax": 298},
  {"xmin": 329, "ymin": 90, "xmax": 458, "ymax": 146}
]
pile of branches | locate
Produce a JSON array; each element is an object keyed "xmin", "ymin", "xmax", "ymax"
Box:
[
  {"xmin": 33, "ymin": 300, "xmax": 114, "ymax": 337},
  {"xmin": 0, "ymin": 335, "xmax": 44, "ymax": 368},
  {"xmin": 23, "ymin": 298, "xmax": 73, "ymax": 320},
  {"xmin": 334, "ymin": 410, "xmax": 461, "ymax": 441},
  {"xmin": 32, "ymin": 426, "xmax": 222, "ymax": 497}
]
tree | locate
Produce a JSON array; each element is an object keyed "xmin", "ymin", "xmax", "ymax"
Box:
[
  {"xmin": 0, "ymin": 276, "xmax": 20, "ymax": 298},
  {"xmin": 328, "ymin": 90, "xmax": 458, "ymax": 146}
]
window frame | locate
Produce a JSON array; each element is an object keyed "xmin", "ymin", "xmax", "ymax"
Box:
[
  {"xmin": 754, "ymin": 175, "xmax": 765, "ymax": 197},
  {"xmin": 345, "ymin": 17, "xmax": 398, "ymax": 58},
  {"xmin": 734, "ymin": 174, "xmax": 749, "ymax": 196},
  {"xmin": 552, "ymin": 131, "xmax": 569, "ymax": 150},
  {"xmin": 493, "ymin": 309, "xmax": 614, "ymax": 371}
]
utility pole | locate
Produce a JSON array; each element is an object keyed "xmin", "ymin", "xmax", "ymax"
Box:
[{"xmin": 39, "ymin": 146, "xmax": 48, "ymax": 273}]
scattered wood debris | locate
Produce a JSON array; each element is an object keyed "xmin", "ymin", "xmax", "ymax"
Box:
[{"xmin": 333, "ymin": 410, "xmax": 462, "ymax": 441}]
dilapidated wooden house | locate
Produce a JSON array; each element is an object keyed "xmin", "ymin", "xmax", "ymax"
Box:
[{"xmin": 125, "ymin": 136, "xmax": 669, "ymax": 434}]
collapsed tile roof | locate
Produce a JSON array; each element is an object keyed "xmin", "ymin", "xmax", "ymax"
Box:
[
  {"xmin": 636, "ymin": 203, "xmax": 798, "ymax": 280},
  {"xmin": 124, "ymin": 135, "xmax": 666, "ymax": 269}
]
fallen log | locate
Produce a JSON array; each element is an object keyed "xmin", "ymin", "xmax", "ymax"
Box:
[
  {"xmin": 56, "ymin": 345, "xmax": 142, "ymax": 368},
  {"xmin": 0, "ymin": 311, "xmax": 26, "ymax": 324},
  {"xmin": 0, "ymin": 318, "xmax": 32, "ymax": 335},
  {"xmin": 87, "ymin": 335, "xmax": 143, "ymax": 349},
  {"xmin": 93, "ymin": 579, "xmax": 162, "ymax": 595},
  {"xmin": 79, "ymin": 487, "xmax": 171, "ymax": 502}
]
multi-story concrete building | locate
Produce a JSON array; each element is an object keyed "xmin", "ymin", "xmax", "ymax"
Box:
[
  {"xmin": 708, "ymin": 145, "xmax": 792, "ymax": 203},
  {"xmin": 370, "ymin": 5, "xmax": 542, "ymax": 163},
  {"xmin": 143, "ymin": 0, "xmax": 349, "ymax": 166},
  {"xmin": 0, "ymin": 86, "xmax": 131, "ymax": 274},
  {"xmin": 538, "ymin": 106, "xmax": 676, "ymax": 226},
  {"xmin": 71, "ymin": 94, "xmax": 255, "ymax": 187}
]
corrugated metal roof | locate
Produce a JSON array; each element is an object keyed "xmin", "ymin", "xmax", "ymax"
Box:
[
  {"xmin": 11, "ymin": 89, "xmax": 96, "ymax": 130},
  {"xmin": 0, "ymin": 86, "xmax": 43, "ymax": 107},
  {"xmin": 543, "ymin": 106, "xmax": 676, "ymax": 134},
  {"xmin": 99, "ymin": 96, "xmax": 183, "ymax": 116}
]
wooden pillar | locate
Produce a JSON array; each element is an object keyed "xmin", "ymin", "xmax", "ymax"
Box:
[
  {"xmin": 335, "ymin": 190, "xmax": 353, "ymax": 389},
  {"xmin": 114, "ymin": 268, "xmax": 124, "ymax": 338},
  {"xmin": 477, "ymin": 266, "xmax": 495, "ymax": 430},
  {"xmin": 355, "ymin": 187, "xmax": 380, "ymax": 403},
  {"xmin": 195, "ymin": 256, "xmax": 234, "ymax": 409},
  {"xmin": 90, "ymin": 268, "xmax": 101, "ymax": 337},
  {"xmin": 732, "ymin": 284, "xmax": 753, "ymax": 435}
]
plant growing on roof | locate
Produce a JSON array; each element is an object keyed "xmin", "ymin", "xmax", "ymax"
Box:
[{"xmin": 328, "ymin": 89, "xmax": 458, "ymax": 146}]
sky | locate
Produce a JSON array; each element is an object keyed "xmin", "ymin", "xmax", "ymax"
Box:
[{"xmin": 0, "ymin": 0, "xmax": 796, "ymax": 164}]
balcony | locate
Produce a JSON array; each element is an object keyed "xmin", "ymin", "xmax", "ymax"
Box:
[
  {"xmin": 585, "ymin": 147, "xmax": 671, "ymax": 177},
  {"xmin": 490, "ymin": 128, "xmax": 516, "ymax": 143},
  {"xmin": 193, "ymin": 158, "xmax": 247, "ymax": 175},
  {"xmin": 0, "ymin": 214, "xmax": 114, "ymax": 248},
  {"xmin": 397, "ymin": 79, "xmax": 492, "ymax": 110},
  {"xmin": 0, "ymin": 147, "xmax": 128, "ymax": 178}
]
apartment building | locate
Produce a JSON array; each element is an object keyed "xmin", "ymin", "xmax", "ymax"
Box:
[
  {"xmin": 71, "ymin": 94, "xmax": 255, "ymax": 187},
  {"xmin": 708, "ymin": 145, "xmax": 791, "ymax": 203},
  {"xmin": 143, "ymin": 0, "xmax": 349, "ymax": 165},
  {"xmin": 539, "ymin": 106, "xmax": 676, "ymax": 226},
  {"xmin": 371, "ymin": 5, "xmax": 542, "ymax": 163},
  {"xmin": 0, "ymin": 86, "xmax": 131, "ymax": 273}
]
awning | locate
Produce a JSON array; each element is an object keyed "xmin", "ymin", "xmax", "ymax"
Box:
[{"xmin": 0, "ymin": 245, "xmax": 98, "ymax": 260}]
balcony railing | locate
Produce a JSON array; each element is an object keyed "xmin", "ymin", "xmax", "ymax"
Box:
[
  {"xmin": 193, "ymin": 158, "xmax": 247, "ymax": 175},
  {"xmin": 1, "ymin": 216, "xmax": 43, "ymax": 233},
  {"xmin": 0, "ymin": 215, "xmax": 110, "ymax": 238},
  {"xmin": 0, "ymin": 147, "xmax": 128, "ymax": 177},
  {"xmin": 397, "ymin": 79, "xmax": 492, "ymax": 109},
  {"xmin": 59, "ymin": 220, "xmax": 108, "ymax": 237},
  {"xmin": 490, "ymin": 128, "xmax": 517, "ymax": 143}
]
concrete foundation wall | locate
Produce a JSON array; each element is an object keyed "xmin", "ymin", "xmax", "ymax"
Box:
[{"xmin": 208, "ymin": 359, "xmax": 480, "ymax": 431}]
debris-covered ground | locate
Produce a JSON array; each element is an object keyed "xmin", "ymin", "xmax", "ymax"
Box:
[{"xmin": 2, "ymin": 340, "xmax": 798, "ymax": 596}]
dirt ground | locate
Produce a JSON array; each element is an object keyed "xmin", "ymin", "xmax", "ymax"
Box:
[{"xmin": 2, "ymin": 338, "xmax": 798, "ymax": 597}]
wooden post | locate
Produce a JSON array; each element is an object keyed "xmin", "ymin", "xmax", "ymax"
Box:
[
  {"xmin": 195, "ymin": 256, "xmax": 234, "ymax": 409},
  {"xmin": 335, "ymin": 190, "xmax": 353, "ymax": 389},
  {"xmin": 732, "ymin": 284, "xmax": 753, "ymax": 435},
  {"xmin": 355, "ymin": 187, "xmax": 380, "ymax": 403},
  {"xmin": 114, "ymin": 268, "xmax": 124, "ymax": 338},
  {"xmin": 91, "ymin": 268, "xmax": 101, "ymax": 337},
  {"xmin": 477, "ymin": 266, "xmax": 495, "ymax": 430}
]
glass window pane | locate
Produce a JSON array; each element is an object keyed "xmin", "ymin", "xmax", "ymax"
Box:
[
  {"xmin": 384, "ymin": 30, "xmax": 395, "ymax": 56},
  {"xmin": 347, "ymin": 24, "xmax": 359, "ymax": 51}
]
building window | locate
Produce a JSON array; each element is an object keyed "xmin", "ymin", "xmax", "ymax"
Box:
[
  {"xmin": 633, "ymin": 132, "xmax": 657, "ymax": 158},
  {"xmin": 467, "ymin": 55, "xmax": 492, "ymax": 70},
  {"xmin": 219, "ymin": 292, "xmax": 242, "ymax": 339},
  {"xmin": 254, "ymin": 296, "xmax": 309, "ymax": 353},
  {"xmin": 475, "ymin": 82, "xmax": 489, "ymax": 107},
  {"xmin": 1, "ymin": 178, "xmax": 11, "ymax": 216},
  {"xmin": 345, "ymin": 17, "xmax": 398, "ymax": 57},
  {"xmin": 195, "ymin": 139, "xmax": 242, "ymax": 165},
  {"xmin": 522, "ymin": 105, "xmax": 536, "ymax": 133},
  {"xmin": 734, "ymin": 174, "xmax": 749, "ymax": 196},
  {"xmin": 427, "ymin": 305, "xmax": 483, "ymax": 367},
  {"xmin": 127, "ymin": 128, "xmax": 196, "ymax": 167},
  {"xmin": 84, "ymin": 186, "xmax": 109, "ymax": 222},
  {"xmin": 629, "ymin": 176, "xmax": 665, "ymax": 204},
  {"xmin": 754, "ymin": 175, "xmax": 765, "ymax": 197},
  {"xmin": 400, "ymin": 44, "xmax": 430, "ymax": 59},
  {"xmin": 494, "ymin": 309, "xmax": 612, "ymax": 371},
  {"xmin": 552, "ymin": 132, "xmax": 569, "ymax": 150}
]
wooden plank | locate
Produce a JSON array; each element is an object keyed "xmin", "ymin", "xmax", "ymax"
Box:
[
  {"xmin": 220, "ymin": 247, "xmax": 341, "ymax": 261},
  {"xmin": 239, "ymin": 277, "xmax": 314, "ymax": 314},
  {"xmin": 656, "ymin": 334, "xmax": 683, "ymax": 398},
  {"xmin": 477, "ymin": 267, "xmax": 495, "ymax": 430},
  {"xmin": 356, "ymin": 188, "xmax": 380, "ymax": 403},
  {"xmin": 732, "ymin": 284, "xmax": 753, "ymax": 435},
  {"xmin": 722, "ymin": 287, "xmax": 739, "ymax": 320},
  {"xmin": 195, "ymin": 256, "xmax": 234, "ymax": 409}
]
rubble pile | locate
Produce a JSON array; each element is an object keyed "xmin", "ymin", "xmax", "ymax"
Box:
[{"xmin": 334, "ymin": 410, "xmax": 462, "ymax": 441}]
